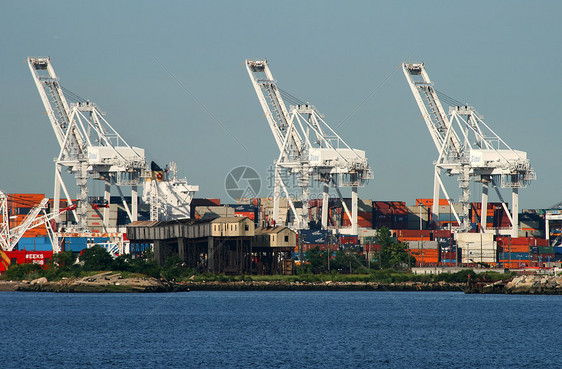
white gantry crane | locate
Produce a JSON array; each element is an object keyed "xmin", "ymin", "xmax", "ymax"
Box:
[
  {"xmin": 28, "ymin": 57, "xmax": 146, "ymax": 231},
  {"xmin": 402, "ymin": 62, "xmax": 535, "ymax": 236},
  {"xmin": 0, "ymin": 190, "xmax": 76, "ymax": 252},
  {"xmin": 246, "ymin": 59, "xmax": 372, "ymax": 234}
]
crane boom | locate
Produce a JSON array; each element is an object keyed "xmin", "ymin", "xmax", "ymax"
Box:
[
  {"xmin": 402, "ymin": 63, "xmax": 463, "ymax": 162},
  {"xmin": 246, "ymin": 60, "xmax": 304, "ymax": 156},
  {"xmin": 28, "ymin": 58, "xmax": 87, "ymax": 165}
]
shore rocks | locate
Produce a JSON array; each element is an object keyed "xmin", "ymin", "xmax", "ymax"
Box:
[
  {"xmin": 505, "ymin": 275, "xmax": 562, "ymax": 294},
  {"xmin": 13, "ymin": 272, "xmax": 189, "ymax": 293},
  {"xmin": 30, "ymin": 277, "xmax": 48, "ymax": 285}
]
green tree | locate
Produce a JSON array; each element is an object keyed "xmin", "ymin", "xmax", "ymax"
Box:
[
  {"xmin": 305, "ymin": 246, "xmax": 328, "ymax": 274},
  {"xmin": 112, "ymin": 254, "xmax": 132, "ymax": 272},
  {"xmin": 80, "ymin": 245, "xmax": 114, "ymax": 271},
  {"xmin": 376, "ymin": 227, "xmax": 415, "ymax": 270},
  {"xmin": 51, "ymin": 251, "xmax": 76, "ymax": 271},
  {"xmin": 44, "ymin": 251, "xmax": 80, "ymax": 279},
  {"xmin": 330, "ymin": 250, "xmax": 365, "ymax": 273}
]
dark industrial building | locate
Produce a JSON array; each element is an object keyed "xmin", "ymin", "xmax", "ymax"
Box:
[{"xmin": 126, "ymin": 217, "xmax": 296, "ymax": 274}]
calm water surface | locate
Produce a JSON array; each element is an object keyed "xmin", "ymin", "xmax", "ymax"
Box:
[{"xmin": 1, "ymin": 291, "xmax": 560, "ymax": 368}]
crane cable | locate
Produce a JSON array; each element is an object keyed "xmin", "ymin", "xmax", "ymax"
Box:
[
  {"xmin": 60, "ymin": 86, "xmax": 87, "ymax": 104},
  {"xmin": 435, "ymin": 89, "xmax": 465, "ymax": 108},
  {"xmin": 278, "ymin": 87, "xmax": 305, "ymax": 106}
]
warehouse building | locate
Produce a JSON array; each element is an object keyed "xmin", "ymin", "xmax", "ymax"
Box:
[{"xmin": 126, "ymin": 217, "xmax": 295, "ymax": 274}]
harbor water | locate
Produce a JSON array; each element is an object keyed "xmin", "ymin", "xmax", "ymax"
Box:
[{"xmin": 2, "ymin": 291, "xmax": 560, "ymax": 368}]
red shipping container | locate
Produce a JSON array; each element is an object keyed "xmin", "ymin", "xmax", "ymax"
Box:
[
  {"xmin": 373, "ymin": 201, "xmax": 406, "ymax": 210},
  {"xmin": 339, "ymin": 235, "xmax": 359, "ymax": 245},
  {"xmin": 308, "ymin": 199, "xmax": 322, "ymax": 208},
  {"xmin": 302, "ymin": 244, "xmax": 338, "ymax": 252}
]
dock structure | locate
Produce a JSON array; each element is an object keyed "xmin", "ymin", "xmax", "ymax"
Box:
[{"xmin": 126, "ymin": 217, "xmax": 295, "ymax": 275}]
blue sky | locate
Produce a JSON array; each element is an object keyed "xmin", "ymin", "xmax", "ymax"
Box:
[{"xmin": 0, "ymin": 1, "xmax": 560, "ymax": 210}]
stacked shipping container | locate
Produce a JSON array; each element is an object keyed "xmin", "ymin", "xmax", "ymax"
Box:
[
  {"xmin": 373, "ymin": 201, "xmax": 408, "ymax": 229},
  {"xmin": 496, "ymin": 236, "xmax": 552, "ymax": 267}
]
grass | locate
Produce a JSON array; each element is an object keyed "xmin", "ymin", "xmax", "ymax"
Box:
[{"xmin": 180, "ymin": 270, "xmax": 471, "ymax": 284}]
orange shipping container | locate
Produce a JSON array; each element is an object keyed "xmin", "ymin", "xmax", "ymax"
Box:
[
  {"xmin": 342, "ymin": 212, "xmax": 373, "ymax": 228},
  {"xmin": 499, "ymin": 245, "xmax": 530, "ymax": 253},
  {"xmin": 499, "ymin": 261, "xmax": 524, "ymax": 269},
  {"xmin": 409, "ymin": 249, "xmax": 439, "ymax": 257}
]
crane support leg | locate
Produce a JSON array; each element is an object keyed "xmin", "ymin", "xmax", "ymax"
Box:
[
  {"xmin": 116, "ymin": 185, "xmax": 133, "ymax": 228},
  {"xmin": 432, "ymin": 168, "xmax": 441, "ymax": 227},
  {"xmin": 459, "ymin": 165, "xmax": 471, "ymax": 231},
  {"xmin": 55, "ymin": 165, "xmax": 79, "ymax": 226},
  {"xmin": 131, "ymin": 185, "xmax": 138, "ymax": 222},
  {"xmin": 273, "ymin": 166, "xmax": 281, "ymax": 225},
  {"xmin": 279, "ymin": 176, "xmax": 301, "ymax": 227},
  {"xmin": 351, "ymin": 185, "xmax": 358, "ymax": 235},
  {"xmin": 512, "ymin": 188, "xmax": 519, "ymax": 238},
  {"xmin": 53, "ymin": 165, "xmax": 61, "ymax": 223},
  {"xmin": 335, "ymin": 184, "xmax": 352, "ymax": 223},
  {"xmin": 321, "ymin": 182, "xmax": 329, "ymax": 230},
  {"xmin": 104, "ymin": 179, "xmax": 111, "ymax": 232},
  {"xmin": 481, "ymin": 181, "xmax": 489, "ymax": 233}
]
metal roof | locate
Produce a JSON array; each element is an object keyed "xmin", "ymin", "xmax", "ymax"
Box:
[{"xmin": 255, "ymin": 226, "xmax": 290, "ymax": 235}]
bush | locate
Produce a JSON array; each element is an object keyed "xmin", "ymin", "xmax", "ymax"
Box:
[
  {"xmin": 478, "ymin": 271, "xmax": 514, "ymax": 282},
  {"xmin": 128, "ymin": 256, "xmax": 160, "ymax": 278},
  {"xmin": 1, "ymin": 262, "xmax": 43, "ymax": 281},
  {"xmin": 161, "ymin": 256, "xmax": 183, "ymax": 280},
  {"xmin": 435, "ymin": 269, "xmax": 476, "ymax": 283}
]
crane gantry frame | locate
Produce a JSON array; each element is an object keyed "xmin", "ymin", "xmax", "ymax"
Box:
[
  {"xmin": 246, "ymin": 59, "xmax": 372, "ymax": 233},
  {"xmin": 28, "ymin": 57, "xmax": 146, "ymax": 232},
  {"xmin": 402, "ymin": 62, "xmax": 536, "ymax": 236}
]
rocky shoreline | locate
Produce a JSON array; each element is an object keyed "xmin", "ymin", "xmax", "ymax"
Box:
[
  {"xmin": 0, "ymin": 274, "xmax": 464, "ymax": 293},
  {"xmin": 466, "ymin": 274, "xmax": 562, "ymax": 294},
  {"xmin": 1, "ymin": 272, "xmax": 189, "ymax": 293},
  {"xmin": 505, "ymin": 275, "xmax": 562, "ymax": 294},
  {"xmin": 2, "ymin": 273, "xmax": 561, "ymax": 294}
]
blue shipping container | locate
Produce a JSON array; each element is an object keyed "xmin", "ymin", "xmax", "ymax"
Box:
[
  {"xmin": 499, "ymin": 252, "xmax": 531, "ymax": 260},
  {"xmin": 17, "ymin": 237, "xmax": 52, "ymax": 251}
]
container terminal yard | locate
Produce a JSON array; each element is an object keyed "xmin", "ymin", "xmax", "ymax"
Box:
[{"xmin": 1, "ymin": 57, "xmax": 561, "ymax": 275}]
